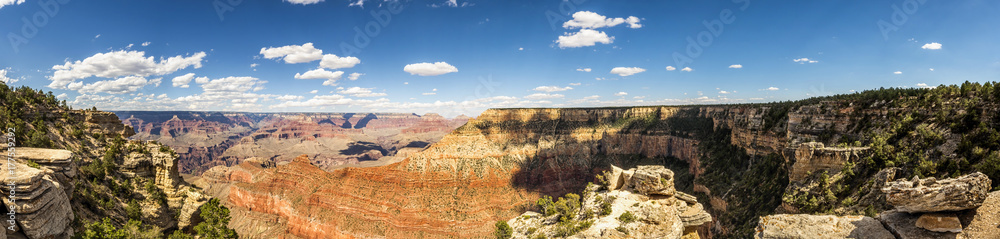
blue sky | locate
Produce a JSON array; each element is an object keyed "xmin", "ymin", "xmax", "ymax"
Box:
[{"xmin": 1, "ymin": 0, "xmax": 998, "ymax": 117}]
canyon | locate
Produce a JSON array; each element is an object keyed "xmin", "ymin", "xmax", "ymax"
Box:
[
  {"xmin": 191, "ymin": 105, "xmax": 861, "ymax": 238},
  {"xmin": 5, "ymin": 83, "xmax": 1000, "ymax": 238},
  {"xmin": 195, "ymin": 85, "xmax": 1000, "ymax": 238},
  {"xmin": 115, "ymin": 111, "xmax": 468, "ymax": 174}
]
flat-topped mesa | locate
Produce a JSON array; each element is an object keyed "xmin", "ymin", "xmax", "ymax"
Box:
[{"xmin": 882, "ymin": 172, "xmax": 992, "ymax": 213}]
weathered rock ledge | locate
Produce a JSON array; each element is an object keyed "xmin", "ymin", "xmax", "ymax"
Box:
[{"xmin": 508, "ymin": 165, "xmax": 711, "ymax": 239}]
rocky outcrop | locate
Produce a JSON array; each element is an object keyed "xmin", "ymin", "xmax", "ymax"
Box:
[
  {"xmin": 754, "ymin": 214, "xmax": 894, "ymax": 239},
  {"xmin": 882, "ymin": 172, "xmax": 992, "ymax": 213},
  {"xmin": 629, "ymin": 165, "xmax": 676, "ymax": 196},
  {"xmin": 11, "ymin": 147, "xmax": 77, "ymax": 199},
  {"xmin": 1, "ymin": 161, "xmax": 74, "ymax": 239},
  {"xmin": 118, "ymin": 141, "xmax": 208, "ymax": 231},
  {"xmin": 507, "ymin": 165, "xmax": 710, "ymax": 239},
  {"xmin": 785, "ymin": 142, "xmax": 869, "ymax": 182}
]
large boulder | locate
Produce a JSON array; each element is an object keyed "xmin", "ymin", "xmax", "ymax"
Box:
[
  {"xmin": 957, "ymin": 190, "xmax": 1000, "ymax": 239},
  {"xmin": 629, "ymin": 165, "xmax": 675, "ymax": 196},
  {"xmin": 755, "ymin": 214, "xmax": 895, "ymax": 239},
  {"xmin": 882, "ymin": 172, "xmax": 992, "ymax": 213}
]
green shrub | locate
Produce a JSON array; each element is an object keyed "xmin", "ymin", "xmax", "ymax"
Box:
[
  {"xmin": 616, "ymin": 225, "xmax": 628, "ymax": 235},
  {"xmin": 168, "ymin": 230, "xmax": 195, "ymax": 239},
  {"xmin": 493, "ymin": 221, "xmax": 512, "ymax": 239},
  {"xmin": 617, "ymin": 211, "xmax": 636, "ymax": 224},
  {"xmin": 553, "ymin": 193, "xmax": 581, "ymax": 222},
  {"xmin": 126, "ymin": 200, "xmax": 142, "ymax": 220},
  {"xmin": 553, "ymin": 219, "xmax": 592, "ymax": 237},
  {"xmin": 536, "ymin": 196, "xmax": 555, "ymax": 216},
  {"xmin": 26, "ymin": 160, "xmax": 40, "ymax": 169},
  {"xmin": 194, "ymin": 198, "xmax": 238, "ymax": 239},
  {"xmin": 599, "ymin": 198, "xmax": 613, "ymax": 216}
]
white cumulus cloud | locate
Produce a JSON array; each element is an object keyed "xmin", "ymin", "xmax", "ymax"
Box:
[
  {"xmin": 48, "ymin": 50, "xmax": 206, "ymax": 89},
  {"xmin": 894, "ymin": 71, "xmax": 902, "ymax": 75},
  {"xmin": 403, "ymin": 62, "xmax": 458, "ymax": 76},
  {"xmin": 0, "ymin": 68, "xmax": 21, "ymax": 84},
  {"xmin": 614, "ymin": 92, "xmax": 628, "ymax": 96},
  {"xmin": 294, "ymin": 68, "xmax": 344, "ymax": 86},
  {"xmin": 625, "ymin": 16, "xmax": 642, "ymax": 28},
  {"xmin": 665, "ymin": 66, "xmax": 676, "ymax": 71},
  {"xmin": 556, "ymin": 29, "xmax": 613, "ymax": 48},
  {"xmin": 320, "ymin": 54, "xmax": 361, "ymax": 69},
  {"xmin": 576, "ymin": 68, "xmax": 592, "ymax": 72},
  {"xmin": 921, "ymin": 42, "xmax": 942, "ymax": 50},
  {"xmin": 260, "ymin": 43, "xmax": 323, "ymax": 64},
  {"xmin": 72, "ymin": 76, "xmax": 162, "ymax": 94},
  {"xmin": 0, "ymin": 0, "xmax": 24, "ymax": 9},
  {"xmin": 610, "ymin": 67, "xmax": 645, "ymax": 77},
  {"xmin": 681, "ymin": 67, "xmax": 693, "ymax": 72},
  {"xmin": 199, "ymin": 76, "xmax": 266, "ymax": 93},
  {"xmin": 729, "ymin": 64, "xmax": 743, "ymax": 69},
  {"xmin": 348, "ymin": 72, "xmax": 363, "ymax": 80},
  {"xmin": 563, "ymin": 11, "xmax": 640, "ymax": 29},
  {"xmin": 171, "ymin": 73, "xmax": 196, "ymax": 88}
]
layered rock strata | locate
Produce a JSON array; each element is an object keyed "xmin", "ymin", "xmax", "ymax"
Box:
[
  {"xmin": 882, "ymin": 172, "xmax": 992, "ymax": 213},
  {"xmin": 1, "ymin": 160, "xmax": 74, "ymax": 238}
]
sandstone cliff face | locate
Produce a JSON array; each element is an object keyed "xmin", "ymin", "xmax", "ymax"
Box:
[{"xmin": 117, "ymin": 111, "xmax": 466, "ymax": 175}]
